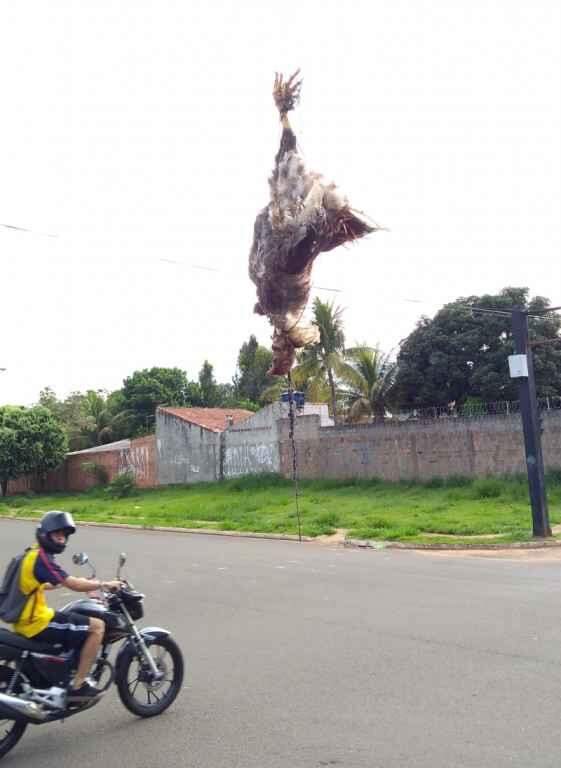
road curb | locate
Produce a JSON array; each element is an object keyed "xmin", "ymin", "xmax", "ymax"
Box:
[
  {"xmin": 0, "ymin": 515, "xmax": 315, "ymax": 543},
  {"xmin": 2, "ymin": 515, "xmax": 560, "ymax": 551},
  {"xmin": 344, "ymin": 537, "xmax": 561, "ymax": 551}
]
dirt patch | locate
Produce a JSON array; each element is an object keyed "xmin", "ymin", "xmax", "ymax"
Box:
[{"xmin": 316, "ymin": 528, "xmax": 349, "ymax": 546}]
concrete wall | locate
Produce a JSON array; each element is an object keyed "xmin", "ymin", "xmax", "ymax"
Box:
[
  {"xmin": 156, "ymin": 402, "xmax": 333, "ymax": 484},
  {"xmin": 223, "ymin": 403, "xmax": 333, "ymax": 478},
  {"xmin": 156, "ymin": 409, "xmax": 220, "ymax": 485},
  {"xmin": 8, "ymin": 406, "xmax": 561, "ymax": 495},
  {"xmin": 223, "ymin": 404, "xmax": 282, "ymax": 478},
  {"xmin": 278, "ymin": 410, "xmax": 561, "ymax": 482}
]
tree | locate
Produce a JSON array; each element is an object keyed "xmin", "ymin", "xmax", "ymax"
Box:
[
  {"xmin": 292, "ymin": 298, "xmax": 353, "ymax": 423},
  {"xmin": 38, "ymin": 388, "xmax": 88, "ymax": 450},
  {"xmin": 235, "ymin": 335, "xmax": 274, "ymax": 404},
  {"xmin": 339, "ymin": 346, "xmax": 397, "ymax": 422},
  {"xmin": 120, "ymin": 367, "xmax": 192, "ymax": 435},
  {"xmin": 79, "ymin": 389, "xmax": 133, "ymax": 446},
  {"xmin": 394, "ymin": 287, "xmax": 561, "ymax": 408},
  {"xmin": 38, "ymin": 388, "xmax": 132, "ymax": 450},
  {"xmin": 198, "ymin": 361, "xmax": 219, "ymax": 407},
  {"xmin": 0, "ymin": 406, "xmax": 67, "ymax": 496}
]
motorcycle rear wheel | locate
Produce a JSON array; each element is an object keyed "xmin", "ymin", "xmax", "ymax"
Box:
[
  {"xmin": 0, "ymin": 665, "xmax": 27, "ymax": 760},
  {"xmin": 116, "ymin": 636, "xmax": 184, "ymax": 717}
]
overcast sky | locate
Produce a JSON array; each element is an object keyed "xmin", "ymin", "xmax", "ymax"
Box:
[{"xmin": 1, "ymin": 0, "xmax": 560, "ymax": 406}]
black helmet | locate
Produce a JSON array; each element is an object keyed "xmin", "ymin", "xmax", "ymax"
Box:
[{"xmin": 36, "ymin": 511, "xmax": 76, "ymax": 554}]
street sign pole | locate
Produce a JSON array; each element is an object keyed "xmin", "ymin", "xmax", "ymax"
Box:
[{"xmin": 510, "ymin": 308, "xmax": 551, "ymax": 537}]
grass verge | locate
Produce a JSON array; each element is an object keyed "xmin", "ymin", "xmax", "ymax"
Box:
[{"xmin": 1, "ymin": 472, "xmax": 560, "ymax": 546}]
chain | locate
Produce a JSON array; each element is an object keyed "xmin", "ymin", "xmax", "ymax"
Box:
[{"xmin": 287, "ymin": 371, "xmax": 303, "ymax": 542}]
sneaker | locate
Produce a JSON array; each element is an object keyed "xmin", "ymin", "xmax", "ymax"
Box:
[{"xmin": 67, "ymin": 681, "xmax": 101, "ymax": 702}]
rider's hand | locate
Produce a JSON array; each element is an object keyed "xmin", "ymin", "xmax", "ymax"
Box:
[{"xmin": 101, "ymin": 579, "xmax": 123, "ymax": 592}]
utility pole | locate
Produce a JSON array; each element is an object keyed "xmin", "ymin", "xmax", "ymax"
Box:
[{"xmin": 510, "ymin": 308, "xmax": 551, "ymax": 537}]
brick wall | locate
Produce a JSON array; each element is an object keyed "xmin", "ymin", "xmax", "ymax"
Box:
[
  {"xmin": 4, "ymin": 435, "xmax": 157, "ymax": 496},
  {"xmin": 278, "ymin": 411, "xmax": 561, "ymax": 482},
  {"xmin": 64, "ymin": 435, "xmax": 157, "ymax": 491}
]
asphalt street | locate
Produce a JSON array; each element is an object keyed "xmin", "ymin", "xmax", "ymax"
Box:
[{"xmin": 2, "ymin": 519, "xmax": 561, "ymax": 768}]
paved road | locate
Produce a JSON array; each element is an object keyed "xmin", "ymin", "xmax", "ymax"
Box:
[{"xmin": 2, "ymin": 520, "xmax": 561, "ymax": 767}]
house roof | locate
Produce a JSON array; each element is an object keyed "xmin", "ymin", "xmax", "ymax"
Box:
[
  {"xmin": 158, "ymin": 407, "xmax": 254, "ymax": 433},
  {"xmin": 68, "ymin": 439, "xmax": 131, "ymax": 456}
]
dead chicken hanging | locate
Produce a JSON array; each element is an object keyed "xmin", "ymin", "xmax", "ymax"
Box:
[{"xmin": 249, "ymin": 70, "xmax": 379, "ymax": 376}]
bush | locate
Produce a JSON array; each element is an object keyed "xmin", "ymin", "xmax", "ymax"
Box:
[
  {"xmin": 423, "ymin": 477, "xmax": 445, "ymax": 489},
  {"xmin": 471, "ymin": 478, "xmax": 502, "ymax": 499},
  {"xmin": 546, "ymin": 467, "xmax": 561, "ymax": 486},
  {"xmin": 106, "ymin": 471, "xmax": 137, "ymax": 498},
  {"xmin": 81, "ymin": 461, "xmax": 110, "ymax": 486},
  {"xmin": 445, "ymin": 475, "xmax": 472, "ymax": 487}
]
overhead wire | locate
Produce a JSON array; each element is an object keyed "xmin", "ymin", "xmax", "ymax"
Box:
[{"xmin": 2, "ymin": 221, "xmax": 559, "ymax": 320}]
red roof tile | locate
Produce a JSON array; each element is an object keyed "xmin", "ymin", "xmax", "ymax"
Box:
[{"xmin": 158, "ymin": 407, "xmax": 254, "ymax": 433}]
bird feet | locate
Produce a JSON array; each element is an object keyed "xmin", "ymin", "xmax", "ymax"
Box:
[{"xmin": 273, "ymin": 70, "xmax": 302, "ymax": 116}]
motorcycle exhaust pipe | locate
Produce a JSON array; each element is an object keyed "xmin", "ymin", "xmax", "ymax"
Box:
[{"xmin": 0, "ymin": 691, "xmax": 48, "ymax": 723}]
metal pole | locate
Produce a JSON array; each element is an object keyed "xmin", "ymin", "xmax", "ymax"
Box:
[
  {"xmin": 511, "ymin": 308, "xmax": 551, "ymax": 537},
  {"xmin": 286, "ymin": 372, "xmax": 303, "ymax": 542}
]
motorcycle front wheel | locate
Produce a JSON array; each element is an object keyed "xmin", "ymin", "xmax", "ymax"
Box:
[
  {"xmin": 0, "ymin": 665, "xmax": 27, "ymax": 760},
  {"xmin": 116, "ymin": 636, "xmax": 184, "ymax": 717}
]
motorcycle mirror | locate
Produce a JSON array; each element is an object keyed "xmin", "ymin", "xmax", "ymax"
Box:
[
  {"xmin": 72, "ymin": 552, "xmax": 89, "ymax": 566},
  {"xmin": 117, "ymin": 552, "xmax": 127, "ymax": 579}
]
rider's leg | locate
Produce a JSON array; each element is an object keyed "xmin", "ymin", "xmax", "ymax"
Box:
[{"xmin": 72, "ymin": 617, "xmax": 105, "ymax": 689}]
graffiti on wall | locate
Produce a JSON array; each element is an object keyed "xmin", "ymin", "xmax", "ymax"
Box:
[
  {"xmin": 224, "ymin": 443, "xmax": 276, "ymax": 477},
  {"xmin": 119, "ymin": 445, "xmax": 151, "ymax": 481}
]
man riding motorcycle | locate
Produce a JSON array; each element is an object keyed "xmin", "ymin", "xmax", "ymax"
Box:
[{"xmin": 13, "ymin": 510, "xmax": 121, "ymax": 702}]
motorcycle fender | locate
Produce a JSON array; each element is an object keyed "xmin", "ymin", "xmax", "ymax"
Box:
[{"xmin": 115, "ymin": 627, "xmax": 171, "ymax": 676}]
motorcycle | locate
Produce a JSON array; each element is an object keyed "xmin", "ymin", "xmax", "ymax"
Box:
[{"xmin": 0, "ymin": 551, "xmax": 184, "ymax": 760}]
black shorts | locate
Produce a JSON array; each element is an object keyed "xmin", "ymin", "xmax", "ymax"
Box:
[{"xmin": 33, "ymin": 611, "xmax": 91, "ymax": 651}]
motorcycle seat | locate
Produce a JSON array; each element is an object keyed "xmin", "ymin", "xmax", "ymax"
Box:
[{"xmin": 0, "ymin": 627, "xmax": 59, "ymax": 653}]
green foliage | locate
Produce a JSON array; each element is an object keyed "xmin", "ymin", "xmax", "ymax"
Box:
[
  {"xmin": 3, "ymin": 472, "xmax": 556, "ymax": 544},
  {"xmin": 80, "ymin": 461, "xmax": 110, "ymax": 486},
  {"xmin": 106, "ymin": 471, "xmax": 137, "ymax": 498},
  {"xmin": 546, "ymin": 467, "xmax": 561, "ymax": 486},
  {"xmin": 0, "ymin": 405, "xmax": 67, "ymax": 495},
  {"xmin": 121, "ymin": 367, "xmax": 193, "ymax": 436},
  {"xmin": 395, "ymin": 287, "xmax": 561, "ymax": 407},
  {"xmin": 471, "ymin": 478, "xmax": 503, "ymax": 499},
  {"xmin": 198, "ymin": 360, "xmax": 218, "ymax": 407},
  {"xmin": 235, "ymin": 335, "xmax": 274, "ymax": 404},
  {"xmin": 339, "ymin": 345, "xmax": 397, "ymax": 422},
  {"xmin": 38, "ymin": 387, "xmax": 132, "ymax": 450},
  {"xmin": 292, "ymin": 298, "xmax": 350, "ymax": 423}
]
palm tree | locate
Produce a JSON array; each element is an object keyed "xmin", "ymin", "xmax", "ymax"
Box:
[
  {"xmin": 79, "ymin": 390, "xmax": 134, "ymax": 446},
  {"xmin": 291, "ymin": 298, "xmax": 355, "ymax": 424},
  {"xmin": 339, "ymin": 346, "xmax": 397, "ymax": 422}
]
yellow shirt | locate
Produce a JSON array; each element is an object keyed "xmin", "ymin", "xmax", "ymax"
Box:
[{"xmin": 13, "ymin": 548, "xmax": 56, "ymax": 638}]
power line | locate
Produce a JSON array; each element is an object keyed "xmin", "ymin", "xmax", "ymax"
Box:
[
  {"xmin": 1, "ymin": 223, "xmax": 58, "ymax": 238},
  {"xmin": 3, "ymin": 223, "xmax": 559, "ymax": 318}
]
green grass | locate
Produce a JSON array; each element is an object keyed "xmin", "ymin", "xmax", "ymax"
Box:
[{"xmin": 1, "ymin": 472, "xmax": 560, "ymax": 545}]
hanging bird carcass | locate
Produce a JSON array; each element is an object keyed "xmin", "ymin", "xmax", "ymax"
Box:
[{"xmin": 249, "ymin": 70, "xmax": 379, "ymax": 376}]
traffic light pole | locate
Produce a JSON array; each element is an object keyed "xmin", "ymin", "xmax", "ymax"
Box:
[{"xmin": 510, "ymin": 308, "xmax": 551, "ymax": 537}]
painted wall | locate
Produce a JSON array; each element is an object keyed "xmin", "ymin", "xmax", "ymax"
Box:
[
  {"xmin": 4, "ymin": 435, "xmax": 157, "ymax": 495},
  {"xmin": 156, "ymin": 409, "xmax": 220, "ymax": 485},
  {"xmin": 278, "ymin": 410, "xmax": 561, "ymax": 481},
  {"xmin": 223, "ymin": 403, "xmax": 332, "ymax": 478},
  {"xmin": 223, "ymin": 403, "xmax": 282, "ymax": 478}
]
